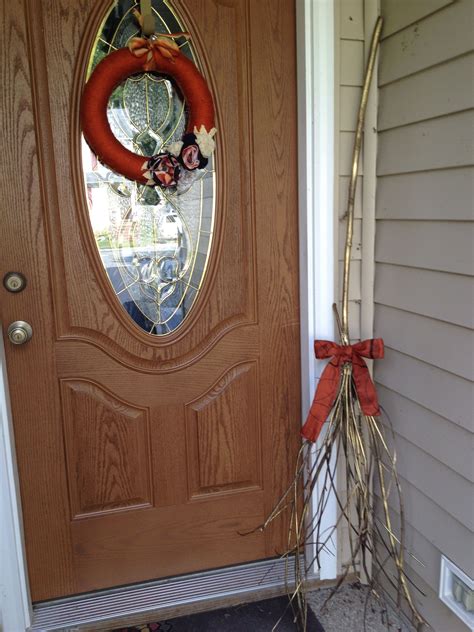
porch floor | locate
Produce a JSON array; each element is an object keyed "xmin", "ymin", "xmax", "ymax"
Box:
[{"xmin": 307, "ymin": 583, "xmax": 415, "ymax": 632}]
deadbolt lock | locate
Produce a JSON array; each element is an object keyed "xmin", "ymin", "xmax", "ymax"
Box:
[
  {"xmin": 7, "ymin": 321, "xmax": 33, "ymax": 345},
  {"xmin": 3, "ymin": 272, "xmax": 27, "ymax": 293}
]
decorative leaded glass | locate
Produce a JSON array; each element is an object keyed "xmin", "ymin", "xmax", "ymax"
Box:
[{"xmin": 82, "ymin": 0, "xmax": 216, "ymax": 335}]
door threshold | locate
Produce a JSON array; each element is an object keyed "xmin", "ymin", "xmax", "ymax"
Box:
[{"xmin": 31, "ymin": 557, "xmax": 314, "ymax": 631}]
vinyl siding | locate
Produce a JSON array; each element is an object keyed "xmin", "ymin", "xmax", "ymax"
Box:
[
  {"xmin": 376, "ymin": 167, "xmax": 474, "ymax": 221},
  {"xmin": 373, "ymin": 1, "xmax": 474, "ymax": 630}
]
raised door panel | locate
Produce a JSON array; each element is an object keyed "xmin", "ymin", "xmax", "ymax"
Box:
[
  {"xmin": 186, "ymin": 362, "xmax": 262, "ymax": 498},
  {"xmin": 61, "ymin": 380, "xmax": 152, "ymax": 519}
]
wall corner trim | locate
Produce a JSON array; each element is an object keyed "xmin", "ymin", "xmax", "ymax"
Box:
[
  {"xmin": 0, "ymin": 335, "xmax": 32, "ymax": 631},
  {"xmin": 296, "ymin": 0, "xmax": 338, "ymax": 581}
]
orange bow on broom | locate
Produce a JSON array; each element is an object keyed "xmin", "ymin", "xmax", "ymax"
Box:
[{"xmin": 301, "ymin": 339, "xmax": 384, "ymax": 443}]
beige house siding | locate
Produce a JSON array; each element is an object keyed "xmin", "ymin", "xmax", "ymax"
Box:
[{"xmin": 373, "ymin": 1, "xmax": 474, "ymax": 630}]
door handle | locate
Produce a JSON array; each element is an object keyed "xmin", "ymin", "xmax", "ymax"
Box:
[{"xmin": 7, "ymin": 321, "xmax": 33, "ymax": 345}]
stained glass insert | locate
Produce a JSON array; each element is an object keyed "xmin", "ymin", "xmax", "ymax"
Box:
[{"xmin": 82, "ymin": 0, "xmax": 216, "ymax": 336}]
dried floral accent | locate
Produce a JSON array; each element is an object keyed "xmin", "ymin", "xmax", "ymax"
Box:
[{"xmin": 193, "ymin": 125, "xmax": 217, "ymax": 158}]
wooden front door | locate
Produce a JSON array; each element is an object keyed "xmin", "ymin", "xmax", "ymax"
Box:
[{"xmin": 1, "ymin": 0, "xmax": 300, "ymax": 602}]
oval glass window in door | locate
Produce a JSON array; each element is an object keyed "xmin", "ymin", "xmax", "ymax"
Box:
[{"xmin": 81, "ymin": 0, "xmax": 216, "ymax": 336}]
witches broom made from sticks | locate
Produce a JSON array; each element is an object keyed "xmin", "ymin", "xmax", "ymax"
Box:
[{"xmin": 245, "ymin": 17, "xmax": 427, "ymax": 632}]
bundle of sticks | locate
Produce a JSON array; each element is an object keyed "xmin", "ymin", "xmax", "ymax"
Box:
[{"xmin": 249, "ymin": 17, "xmax": 426, "ymax": 632}]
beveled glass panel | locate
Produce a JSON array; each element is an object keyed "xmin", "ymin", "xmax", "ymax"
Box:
[{"xmin": 82, "ymin": 0, "xmax": 216, "ymax": 335}]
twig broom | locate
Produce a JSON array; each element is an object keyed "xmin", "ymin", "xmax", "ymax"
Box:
[{"xmin": 247, "ymin": 16, "xmax": 427, "ymax": 632}]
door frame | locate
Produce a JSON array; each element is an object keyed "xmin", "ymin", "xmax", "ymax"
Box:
[
  {"xmin": 0, "ymin": 0, "xmax": 336, "ymax": 628},
  {"xmin": 297, "ymin": 0, "xmax": 338, "ymax": 582}
]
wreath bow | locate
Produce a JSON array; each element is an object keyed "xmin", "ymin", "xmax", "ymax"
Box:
[
  {"xmin": 128, "ymin": 32, "xmax": 190, "ymax": 70},
  {"xmin": 301, "ymin": 339, "xmax": 384, "ymax": 443}
]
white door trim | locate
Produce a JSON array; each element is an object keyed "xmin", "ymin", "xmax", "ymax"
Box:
[
  {"xmin": 296, "ymin": 0, "xmax": 338, "ymax": 581},
  {"xmin": 0, "ymin": 1, "xmax": 337, "ymax": 627},
  {"xmin": 0, "ymin": 336, "xmax": 32, "ymax": 631}
]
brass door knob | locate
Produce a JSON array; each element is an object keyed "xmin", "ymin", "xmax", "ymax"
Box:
[{"xmin": 7, "ymin": 321, "xmax": 33, "ymax": 345}]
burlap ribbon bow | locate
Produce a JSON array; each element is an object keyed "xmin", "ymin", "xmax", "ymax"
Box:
[
  {"xmin": 128, "ymin": 32, "xmax": 190, "ymax": 71},
  {"xmin": 301, "ymin": 339, "xmax": 384, "ymax": 443}
]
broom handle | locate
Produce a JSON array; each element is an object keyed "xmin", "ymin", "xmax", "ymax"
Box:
[{"xmin": 341, "ymin": 16, "xmax": 383, "ymax": 345}]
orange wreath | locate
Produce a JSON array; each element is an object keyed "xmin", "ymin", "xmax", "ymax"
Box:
[{"xmin": 81, "ymin": 34, "xmax": 216, "ymax": 188}]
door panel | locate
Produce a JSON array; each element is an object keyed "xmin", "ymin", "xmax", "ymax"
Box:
[
  {"xmin": 185, "ymin": 361, "xmax": 262, "ymax": 498},
  {"xmin": 61, "ymin": 379, "xmax": 153, "ymax": 519},
  {"xmin": 1, "ymin": 0, "xmax": 300, "ymax": 601},
  {"xmin": 71, "ymin": 494, "xmax": 264, "ymax": 593}
]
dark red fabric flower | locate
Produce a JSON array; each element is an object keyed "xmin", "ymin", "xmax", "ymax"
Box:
[
  {"xmin": 181, "ymin": 144, "xmax": 201, "ymax": 170},
  {"xmin": 178, "ymin": 133, "xmax": 208, "ymax": 171},
  {"xmin": 146, "ymin": 153, "xmax": 181, "ymax": 188}
]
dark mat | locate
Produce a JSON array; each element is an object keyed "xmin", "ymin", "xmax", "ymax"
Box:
[{"xmin": 115, "ymin": 596, "xmax": 325, "ymax": 631}]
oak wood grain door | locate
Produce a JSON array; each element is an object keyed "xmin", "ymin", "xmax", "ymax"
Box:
[{"xmin": 0, "ymin": 0, "xmax": 300, "ymax": 602}]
